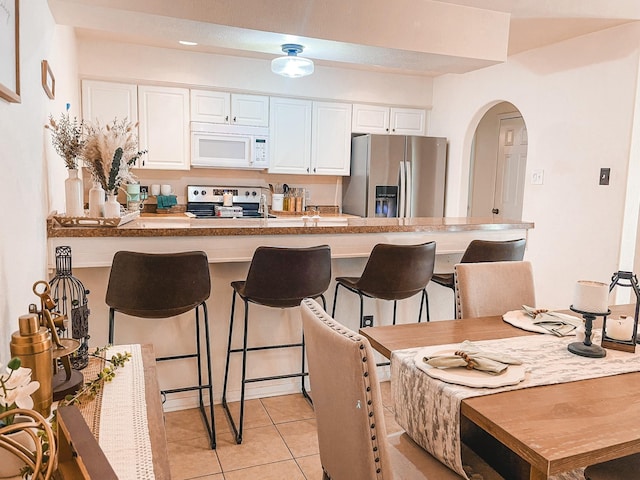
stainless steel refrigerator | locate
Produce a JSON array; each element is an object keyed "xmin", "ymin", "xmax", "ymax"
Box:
[{"xmin": 342, "ymin": 135, "xmax": 447, "ymax": 218}]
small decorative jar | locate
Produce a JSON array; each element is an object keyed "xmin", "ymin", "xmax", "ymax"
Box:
[
  {"xmin": 104, "ymin": 193, "xmax": 121, "ymax": 218},
  {"xmin": 88, "ymin": 182, "xmax": 105, "ymax": 217}
]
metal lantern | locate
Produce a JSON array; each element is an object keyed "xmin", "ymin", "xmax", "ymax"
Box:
[
  {"xmin": 49, "ymin": 246, "xmax": 91, "ymax": 369},
  {"xmin": 601, "ymin": 271, "xmax": 639, "ymax": 353}
]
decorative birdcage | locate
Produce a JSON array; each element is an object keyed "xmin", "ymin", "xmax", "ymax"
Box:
[{"xmin": 49, "ymin": 246, "xmax": 90, "ymax": 369}]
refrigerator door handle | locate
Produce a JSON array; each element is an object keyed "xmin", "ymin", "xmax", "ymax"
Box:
[
  {"xmin": 404, "ymin": 160, "xmax": 412, "ymax": 218},
  {"xmin": 397, "ymin": 160, "xmax": 407, "ymax": 218}
]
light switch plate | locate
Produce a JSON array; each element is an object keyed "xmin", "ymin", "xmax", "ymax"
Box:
[
  {"xmin": 531, "ymin": 169, "xmax": 544, "ymax": 185},
  {"xmin": 600, "ymin": 168, "xmax": 610, "ymax": 185}
]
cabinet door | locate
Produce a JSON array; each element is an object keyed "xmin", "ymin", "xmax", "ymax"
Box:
[
  {"xmin": 190, "ymin": 90, "xmax": 230, "ymax": 123},
  {"xmin": 231, "ymin": 94, "xmax": 269, "ymax": 126},
  {"xmin": 268, "ymin": 97, "xmax": 312, "ymax": 174},
  {"xmin": 138, "ymin": 85, "xmax": 190, "ymax": 170},
  {"xmin": 390, "ymin": 107, "xmax": 426, "ymax": 135},
  {"xmin": 312, "ymin": 101, "xmax": 352, "ymax": 175},
  {"xmin": 82, "ymin": 80, "xmax": 137, "ymax": 125},
  {"xmin": 351, "ymin": 103, "xmax": 390, "ymax": 134}
]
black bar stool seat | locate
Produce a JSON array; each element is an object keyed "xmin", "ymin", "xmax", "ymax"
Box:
[
  {"xmin": 105, "ymin": 250, "xmax": 215, "ymax": 449},
  {"xmin": 222, "ymin": 245, "xmax": 332, "ymax": 444},
  {"xmin": 332, "ymin": 242, "xmax": 436, "ymax": 329}
]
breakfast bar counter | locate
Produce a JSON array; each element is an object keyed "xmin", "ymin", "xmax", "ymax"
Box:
[{"xmin": 47, "ymin": 215, "xmax": 533, "ymax": 268}]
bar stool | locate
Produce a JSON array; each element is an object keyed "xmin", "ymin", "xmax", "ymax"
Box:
[
  {"xmin": 331, "ymin": 242, "xmax": 436, "ymax": 328},
  {"xmin": 432, "ymin": 238, "xmax": 526, "ymax": 318},
  {"xmin": 222, "ymin": 245, "xmax": 332, "ymax": 444},
  {"xmin": 105, "ymin": 250, "xmax": 215, "ymax": 449}
]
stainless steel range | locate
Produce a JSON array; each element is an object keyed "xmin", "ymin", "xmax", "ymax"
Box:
[{"xmin": 186, "ymin": 185, "xmax": 269, "ymax": 218}]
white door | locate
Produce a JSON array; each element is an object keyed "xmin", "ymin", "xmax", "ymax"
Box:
[{"xmin": 494, "ymin": 116, "xmax": 527, "ymax": 220}]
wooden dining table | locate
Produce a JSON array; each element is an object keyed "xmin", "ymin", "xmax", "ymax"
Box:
[{"xmin": 360, "ymin": 305, "xmax": 640, "ymax": 480}]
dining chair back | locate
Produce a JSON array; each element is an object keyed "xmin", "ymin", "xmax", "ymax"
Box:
[
  {"xmin": 301, "ymin": 298, "xmax": 499, "ymax": 480},
  {"xmin": 332, "ymin": 242, "xmax": 436, "ymax": 328},
  {"xmin": 432, "ymin": 238, "xmax": 526, "ymax": 317},
  {"xmin": 455, "ymin": 260, "xmax": 535, "ymax": 319},
  {"xmin": 105, "ymin": 250, "xmax": 215, "ymax": 448}
]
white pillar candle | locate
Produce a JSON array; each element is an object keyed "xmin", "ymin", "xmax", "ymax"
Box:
[
  {"xmin": 572, "ymin": 280, "xmax": 609, "ymax": 313},
  {"xmin": 606, "ymin": 315, "xmax": 635, "ymax": 341}
]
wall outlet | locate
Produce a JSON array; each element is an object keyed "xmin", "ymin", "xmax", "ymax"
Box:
[
  {"xmin": 531, "ymin": 169, "xmax": 544, "ymax": 185},
  {"xmin": 362, "ymin": 315, "xmax": 374, "ymax": 327},
  {"xmin": 599, "ymin": 168, "xmax": 610, "ymax": 185}
]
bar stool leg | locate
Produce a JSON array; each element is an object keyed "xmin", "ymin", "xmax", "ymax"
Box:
[
  {"xmin": 199, "ymin": 302, "xmax": 216, "ymax": 449},
  {"xmin": 418, "ymin": 289, "xmax": 430, "ymax": 323},
  {"xmin": 331, "ymin": 283, "xmax": 341, "ymax": 317},
  {"xmin": 222, "ymin": 291, "xmax": 244, "ymax": 443},
  {"xmin": 392, "ymin": 300, "xmax": 398, "ymax": 325},
  {"xmin": 108, "ymin": 308, "xmax": 115, "ymax": 344}
]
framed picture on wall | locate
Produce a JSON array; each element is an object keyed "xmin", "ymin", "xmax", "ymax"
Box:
[
  {"xmin": 0, "ymin": 0, "xmax": 20, "ymax": 103},
  {"xmin": 42, "ymin": 60, "xmax": 55, "ymax": 99}
]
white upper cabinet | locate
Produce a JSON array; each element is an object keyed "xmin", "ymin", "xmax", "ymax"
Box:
[
  {"xmin": 138, "ymin": 85, "xmax": 190, "ymax": 170},
  {"xmin": 190, "ymin": 90, "xmax": 269, "ymax": 127},
  {"xmin": 351, "ymin": 104, "xmax": 390, "ymax": 135},
  {"xmin": 390, "ymin": 107, "xmax": 427, "ymax": 136},
  {"xmin": 268, "ymin": 97, "xmax": 312, "ymax": 174},
  {"xmin": 352, "ymin": 103, "xmax": 427, "ymax": 136},
  {"xmin": 81, "ymin": 80, "xmax": 138, "ymax": 125},
  {"xmin": 269, "ymin": 98, "xmax": 352, "ymax": 176},
  {"xmin": 312, "ymin": 101, "xmax": 352, "ymax": 175}
]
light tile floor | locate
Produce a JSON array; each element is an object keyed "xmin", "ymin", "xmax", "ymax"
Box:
[{"xmin": 165, "ymin": 381, "xmax": 398, "ymax": 480}]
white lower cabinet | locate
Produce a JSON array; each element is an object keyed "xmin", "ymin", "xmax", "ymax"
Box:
[
  {"xmin": 138, "ymin": 85, "xmax": 190, "ymax": 170},
  {"xmin": 269, "ymin": 97, "xmax": 352, "ymax": 175}
]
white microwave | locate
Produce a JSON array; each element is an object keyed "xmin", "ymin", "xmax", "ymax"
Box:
[{"xmin": 191, "ymin": 122, "xmax": 269, "ymax": 170}]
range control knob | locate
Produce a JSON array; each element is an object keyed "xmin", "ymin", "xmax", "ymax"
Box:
[
  {"xmin": 200, "ymin": 190, "xmax": 207, "ymax": 196},
  {"xmin": 193, "ymin": 190, "xmax": 199, "ymax": 196},
  {"xmin": 251, "ymin": 191, "xmax": 257, "ymax": 196},
  {"xmin": 245, "ymin": 191, "xmax": 250, "ymax": 197}
]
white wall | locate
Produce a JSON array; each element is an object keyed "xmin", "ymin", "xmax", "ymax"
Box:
[
  {"xmin": 0, "ymin": 1, "xmax": 78, "ymax": 361},
  {"xmin": 431, "ymin": 23, "xmax": 640, "ymax": 309}
]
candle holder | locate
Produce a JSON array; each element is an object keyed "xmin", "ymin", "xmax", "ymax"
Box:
[
  {"xmin": 601, "ymin": 271, "xmax": 639, "ymax": 353},
  {"xmin": 568, "ymin": 306, "xmax": 609, "ymax": 358}
]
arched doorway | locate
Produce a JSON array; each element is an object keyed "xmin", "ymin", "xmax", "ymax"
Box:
[{"xmin": 468, "ymin": 102, "xmax": 528, "ymax": 220}]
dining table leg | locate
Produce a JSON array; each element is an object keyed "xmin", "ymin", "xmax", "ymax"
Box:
[{"xmin": 529, "ymin": 466, "xmax": 548, "ymax": 480}]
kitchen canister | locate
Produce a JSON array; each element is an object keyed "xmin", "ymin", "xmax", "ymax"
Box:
[{"xmin": 272, "ymin": 193, "xmax": 284, "ymax": 211}]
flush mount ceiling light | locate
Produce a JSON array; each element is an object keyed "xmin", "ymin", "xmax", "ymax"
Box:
[{"xmin": 271, "ymin": 44, "xmax": 314, "ymax": 78}]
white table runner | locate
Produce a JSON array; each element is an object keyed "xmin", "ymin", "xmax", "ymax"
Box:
[
  {"xmin": 99, "ymin": 344, "xmax": 155, "ymax": 480},
  {"xmin": 391, "ymin": 331, "xmax": 640, "ymax": 479}
]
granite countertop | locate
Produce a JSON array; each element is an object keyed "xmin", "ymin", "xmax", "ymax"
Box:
[{"xmin": 47, "ymin": 214, "xmax": 534, "ymax": 238}]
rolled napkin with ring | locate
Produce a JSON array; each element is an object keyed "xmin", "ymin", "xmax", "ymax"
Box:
[
  {"xmin": 522, "ymin": 305, "xmax": 581, "ymax": 336},
  {"xmin": 423, "ymin": 340, "xmax": 523, "ymax": 375}
]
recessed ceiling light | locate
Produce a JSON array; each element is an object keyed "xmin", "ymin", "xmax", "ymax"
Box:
[{"xmin": 179, "ymin": 40, "xmax": 198, "ymax": 46}]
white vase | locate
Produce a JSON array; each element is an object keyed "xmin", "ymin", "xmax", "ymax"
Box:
[
  {"xmin": 64, "ymin": 168, "xmax": 84, "ymax": 217},
  {"xmin": 88, "ymin": 182, "xmax": 105, "ymax": 217},
  {"xmin": 0, "ymin": 416, "xmax": 37, "ymax": 478},
  {"xmin": 104, "ymin": 193, "xmax": 121, "ymax": 218}
]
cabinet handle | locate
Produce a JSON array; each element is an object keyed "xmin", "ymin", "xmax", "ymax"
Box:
[
  {"xmin": 233, "ymin": 116, "xmax": 237, "ymax": 123},
  {"xmin": 386, "ymin": 128, "xmax": 389, "ymax": 132},
  {"xmin": 225, "ymin": 115, "xmax": 229, "ymax": 122},
  {"xmin": 307, "ymin": 167, "xmax": 310, "ymax": 173},
  {"xmin": 313, "ymin": 167, "xmax": 316, "ymax": 173},
  {"xmin": 492, "ymin": 208, "xmax": 500, "ymax": 214}
]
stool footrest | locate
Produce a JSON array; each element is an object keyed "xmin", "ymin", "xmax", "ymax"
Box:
[
  {"xmin": 161, "ymin": 385, "xmax": 212, "ymax": 395},
  {"xmin": 229, "ymin": 342, "xmax": 303, "ymax": 354},
  {"xmin": 156, "ymin": 353, "xmax": 198, "ymax": 362},
  {"xmin": 244, "ymin": 372, "xmax": 308, "ymax": 384}
]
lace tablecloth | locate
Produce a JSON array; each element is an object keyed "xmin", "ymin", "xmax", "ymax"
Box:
[
  {"xmin": 78, "ymin": 344, "xmax": 155, "ymax": 480},
  {"xmin": 391, "ymin": 331, "xmax": 640, "ymax": 479}
]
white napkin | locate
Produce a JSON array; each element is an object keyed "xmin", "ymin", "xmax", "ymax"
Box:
[
  {"xmin": 423, "ymin": 340, "xmax": 523, "ymax": 375},
  {"xmin": 522, "ymin": 305, "xmax": 582, "ymax": 336}
]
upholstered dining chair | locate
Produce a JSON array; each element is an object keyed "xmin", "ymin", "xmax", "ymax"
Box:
[
  {"xmin": 432, "ymin": 238, "xmax": 526, "ymax": 318},
  {"xmin": 455, "ymin": 260, "xmax": 535, "ymax": 319},
  {"xmin": 332, "ymin": 242, "xmax": 436, "ymax": 328},
  {"xmin": 584, "ymin": 454, "xmax": 640, "ymax": 479},
  {"xmin": 300, "ymin": 298, "xmax": 504, "ymax": 480}
]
